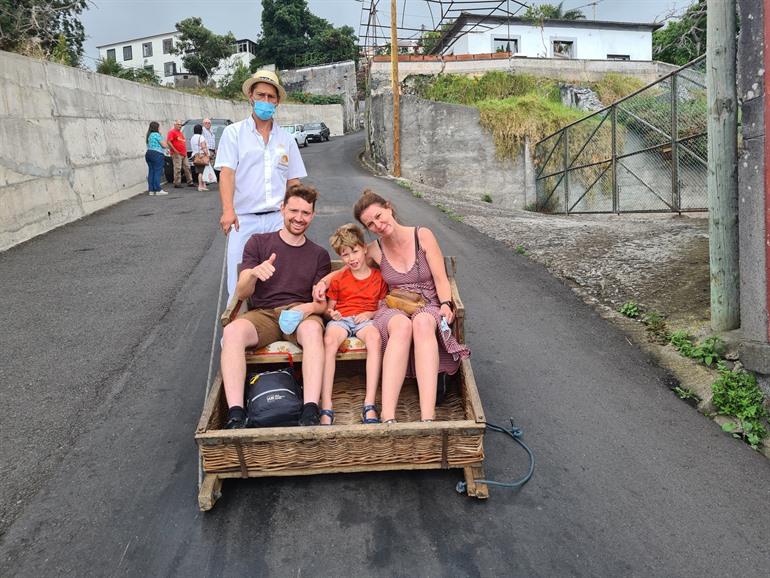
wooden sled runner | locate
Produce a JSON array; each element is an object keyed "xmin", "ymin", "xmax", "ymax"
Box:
[{"xmin": 195, "ymin": 257, "xmax": 488, "ymax": 510}]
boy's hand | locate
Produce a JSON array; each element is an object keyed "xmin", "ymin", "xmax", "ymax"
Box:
[
  {"xmin": 250, "ymin": 253, "xmax": 277, "ymax": 282},
  {"xmin": 327, "ymin": 309, "xmax": 342, "ymax": 321},
  {"xmin": 353, "ymin": 311, "xmax": 374, "ymax": 323}
]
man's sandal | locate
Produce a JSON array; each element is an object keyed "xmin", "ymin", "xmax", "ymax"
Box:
[
  {"xmin": 361, "ymin": 404, "xmax": 380, "ymax": 424},
  {"xmin": 319, "ymin": 409, "xmax": 335, "ymax": 426}
]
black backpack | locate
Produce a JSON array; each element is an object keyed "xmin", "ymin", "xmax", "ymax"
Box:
[{"xmin": 245, "ymin": 367, "xmax": 302, "ymax": 427}]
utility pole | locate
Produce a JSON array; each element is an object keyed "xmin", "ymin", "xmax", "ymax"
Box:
[
  {"xmin": 707, "ymin": 0, "xmax": 739, "ymax": 331},
  {"xmin": 390, "ymin": 0, "xmax": 401, "ymax": 177}
]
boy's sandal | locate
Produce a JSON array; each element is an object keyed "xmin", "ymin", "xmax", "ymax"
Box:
[
  {"xmin": 362, "ymin": 404, "xmax": 380, "ymax": 424},
  {"xmin": 319, "ymin": 409, "xmax": 335, "ymax": 426}
]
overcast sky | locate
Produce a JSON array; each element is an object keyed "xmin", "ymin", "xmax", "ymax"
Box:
[{"xmin": 81, "ymin": 0, "xmax": 695, "ymax": 68}]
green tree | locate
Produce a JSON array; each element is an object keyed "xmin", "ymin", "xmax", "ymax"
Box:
[
  {"xmin": 252, "ymin": 0, "xmax": 357, "ymax": 70},
  {"xmin": 0, "ymin": 0, "xmax": 88, "ymax": 65},
  {"xmin": 524, "ymin": 2, "xmax": 586, "ymax": 21},
  {"xmin": 96, "ymin": 58, "xmax": 160, "ymax": 85},
  {"xmin": 172, "ymin": 17, "xmax": 236, "ymax": 83},
  {"xmin": 653, "ymin": 0, "xmax": 707, "ymax": 66},
  {"xmin": 218, "ymin": 61, "xmax": 252, "ymax": 100}
]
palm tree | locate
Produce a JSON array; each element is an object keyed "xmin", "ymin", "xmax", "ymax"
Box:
[{"xmin": 525, "ymin": 2, "xmax": 586, "ymax": 21}]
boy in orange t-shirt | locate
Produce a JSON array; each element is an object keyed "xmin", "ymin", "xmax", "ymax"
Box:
[{"xmin": 320, "ymin": 224, "xmax": 388, "ymax": 425}]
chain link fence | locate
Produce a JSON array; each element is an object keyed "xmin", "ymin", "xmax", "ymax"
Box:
[{"xmin": 534, "ymin": 55, "xmax": 707, "ymax": 214}]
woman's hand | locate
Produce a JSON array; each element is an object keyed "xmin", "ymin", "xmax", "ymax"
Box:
[{"xmin": 440, "ymin": 303, "xmax": 454, "ymax": 324}]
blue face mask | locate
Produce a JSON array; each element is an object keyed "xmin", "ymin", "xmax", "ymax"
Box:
[
  {"xmin": 279, "ymin": 309, "xmax": 304, "ymax": 335},
  {"xmin": 253, "ymin": 100, "xmax": 276, "ymax": 121}
]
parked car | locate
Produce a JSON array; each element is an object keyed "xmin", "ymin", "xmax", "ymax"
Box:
[
  {"xmin": 164, "ymin": 118, "xmax": 232, "ymax": 183},
  {"xmin": 281, "ymin": 124, "xmax": 309, "ymax": 148},
  {"xmin": 303, "ymin": 121, "xmax": 330, "ymax": 143}
]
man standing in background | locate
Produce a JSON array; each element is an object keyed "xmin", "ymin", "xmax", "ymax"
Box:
[
  {"xmin": 167, "ymin": 119, "xmax": 194, "ymax": 188},
  {"xmin": 202, "ymin": 118, "xmax": 217, "ymax": 166}
]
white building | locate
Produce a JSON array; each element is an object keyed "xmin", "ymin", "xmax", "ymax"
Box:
[
  {"xmin": 434, "ymin": 13, "xmax": 662, "ymax": 61},
  {"xmin": 96, "ymin": 33, "xmax": 256, "ymax": 85}
]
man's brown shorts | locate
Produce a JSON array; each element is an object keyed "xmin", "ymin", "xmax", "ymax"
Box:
[{"xmin": 238, "ymin": 303, "xmax": 324, "ymax": 348}]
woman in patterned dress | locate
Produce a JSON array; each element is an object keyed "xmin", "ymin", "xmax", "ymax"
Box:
[{"xmin": 326, "ymin": 190, "xmax": 470, "ymax": 422}]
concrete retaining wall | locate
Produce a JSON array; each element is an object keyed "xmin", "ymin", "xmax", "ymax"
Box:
[
  {"xmin": 280, "ymin": 60, "xmax": 358, "ymax": 133},
  {"xmin": 367, "ymin": 93, "xmax": 533, "ymax": 209},
  {"xmin": 0, "ymin": 50, "xmax": 344, "ymax": 251},
  {"xmin": 369, "ymin": 55, "xmax": 678, "ymax": 93}
]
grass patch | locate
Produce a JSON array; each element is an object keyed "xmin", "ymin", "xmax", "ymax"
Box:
[
  {"xmin": 669, "ymin": 331, "xmax": 723, "ymax": 367},
  {"xmin": 515, "ymin": 245, "xmax": 527, "ymax": 255},
  {"xmin": 618, "ymin": 301, "xmax": 640, "ymax": 318},
  {"xmin": 436, "ymin": 204, "xmax": 462, "ymax": 222},
  {"xmin": 481, "ymin": 194, "xmax": 493, "ymax": 203},
  {"xmin": 641, "ymin": 310, "xmax": 669, "ymax": 343},
  {"xmin": 591, "ymin": 73, "xmax": 646, "ymax": 105},
  {"xmin": 712, "ymin": 362, "xmax": 768, "ymax": 448}
]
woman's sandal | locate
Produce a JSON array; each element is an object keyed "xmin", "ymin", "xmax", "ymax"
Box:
[
  {"xmin": 362, "ymin": 404, "xmax": 381, "ymax": 424},
  {"xmin": 383, "ymin": 419, "xmax": 397, "ymax": 424},
  {"xmin": 319, "ymin": 409, "xmax": 335, "ymax": 426}
]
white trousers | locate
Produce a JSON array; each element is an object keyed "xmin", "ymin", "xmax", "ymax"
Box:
[{"xmin": 226, "ymin": 211, "xmax": 284, "ymax": 300}]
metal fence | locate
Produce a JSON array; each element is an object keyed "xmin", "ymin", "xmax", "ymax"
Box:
[{"xmin": 534, "ymin": 55, "xmax": 707, "ymax": 214}]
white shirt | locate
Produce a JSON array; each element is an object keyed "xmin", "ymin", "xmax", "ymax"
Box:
[
  {"xmin": 190, "ymin": 134, "xmax": 207, "ymax": 156},
  {"xmin": 215, "ymin": 116, "xmax": 307, "ymax": 215},
  {"xmin": 202, "ymin": 126, "xmax": 216, "ymax": 150}
]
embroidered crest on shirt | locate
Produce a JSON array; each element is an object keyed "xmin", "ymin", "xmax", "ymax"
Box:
[{"xmin": 276, "ymin": 145, "xmax": 289, "ymax": 166}]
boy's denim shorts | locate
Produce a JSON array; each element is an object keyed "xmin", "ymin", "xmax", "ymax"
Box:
[{"xmin": 327, "ymin": 316, "xmax": 373, "ymax": 337}]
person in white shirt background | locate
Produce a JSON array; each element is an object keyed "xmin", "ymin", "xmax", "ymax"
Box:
[
  {"xmin": 214, "ymin": 69, "xmax": 307, "ymax": 300},
  {"xmin": 189, "ymin": 124, "xmax": 210, "ymax": 192}
]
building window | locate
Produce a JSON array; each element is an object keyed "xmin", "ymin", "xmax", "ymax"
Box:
[
  {"xmin": 552, "ymin": 40, "xmax": 574, "ymax": 58},
  {"xmin": 237, "ymin": 41, "xmax": 247, "ymax": 53},
  {"xmin": 163, "ymin": 38, "xmax": 173, "ymax": 54},
  {"xmin": 164, "ymin": 62, "xmax": 177, "ymax": 77},
  {"xmin": 144, "ymin": 65, "xmax": 154, "ymax": 73},
  {"xmin": 123, "ymin": 45, "xmax": 132, "ymax": 61},
  {"xmin": 607, "ymin": 54, "xmax": 630, "ymax": 61},
  {"xmin": 492, "ymin": 37, "xmax": 518, "ymax": 54},
  {"xmin": 106, "ymin": 48, "xmax": 116, "ymax": 61},
  {"xmin": 142, "ymin": 42, "xmax": 153, "ymax": 57}
]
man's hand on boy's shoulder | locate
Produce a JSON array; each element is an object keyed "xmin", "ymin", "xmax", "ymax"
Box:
[
  {"xmin": 353, "ymin": 311, "xmax": 375, "ymax": 323},
  {"xmin": 249, "ymin": 253, "xmax": 277, "ymax": 282}
]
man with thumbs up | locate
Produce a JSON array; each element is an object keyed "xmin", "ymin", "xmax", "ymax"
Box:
[{"xmin": 220, "ymin": 184, "xmax": 331, "ymax": 428}]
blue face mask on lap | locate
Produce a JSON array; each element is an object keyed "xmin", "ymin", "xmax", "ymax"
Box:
[
  {"xmin": 279, "ymin": 309, "xmax": 304, "ymax": 335},
  {"xmin": 253, "ymin": 100, "xmax": 276, "ymax": 120}
]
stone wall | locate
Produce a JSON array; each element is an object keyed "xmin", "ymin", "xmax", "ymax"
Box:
[
  {"xmin": 368, "ymin": 93, "xmax": 533, "ymax": 209},
  {"xmin": 280, "ymin": 60, "xmax": 358, "ymax": 133},
  {"xmin": 0, "ymin": 50, "xmax": 343, "ymax": 251}
]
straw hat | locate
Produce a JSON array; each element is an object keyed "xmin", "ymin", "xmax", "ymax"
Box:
[{"xmin": 242, "ymin": 69, "xmax": 287, "ymax": 102}]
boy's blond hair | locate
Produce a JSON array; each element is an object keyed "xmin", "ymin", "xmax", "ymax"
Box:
[{"xmin": 329, "ymin": 223, "xmax": 366, "ymax": 255}]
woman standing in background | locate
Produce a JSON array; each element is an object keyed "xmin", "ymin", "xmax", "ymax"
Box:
[{"xmin": 145, "ymin": 121, "xmax": 168, "ymax": 196}]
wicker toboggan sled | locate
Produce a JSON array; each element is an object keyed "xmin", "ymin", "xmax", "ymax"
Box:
[{"xmin": 195, "ymin": 257, "xmax": 487, "ymax": 510}]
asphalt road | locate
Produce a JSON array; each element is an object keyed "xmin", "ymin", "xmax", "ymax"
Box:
[{"xmin": 1, "ymin": 132, "xmax": 769, "ymax": 576}]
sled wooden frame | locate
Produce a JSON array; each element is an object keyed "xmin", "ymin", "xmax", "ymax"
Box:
[{"xmin": 195, "ymin": 257, "xmax": 487, "ymax": 510}]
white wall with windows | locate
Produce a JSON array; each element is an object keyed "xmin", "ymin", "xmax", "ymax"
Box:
[
  {"xmin": 98, "ymin": 35, "xmax": 256, "ymax": 86},
  {"xmin": 98, "ymin": 32, "xmax": 185, "ymax": 85},
  {"xmin": 450, "ymin": 19, "xmax": 657, "ymax": 61}
]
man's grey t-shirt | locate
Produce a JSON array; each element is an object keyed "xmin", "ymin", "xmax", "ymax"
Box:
[{"xmin": 241, "ymin": 231, "xmax": 331, "ymax": 310}]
